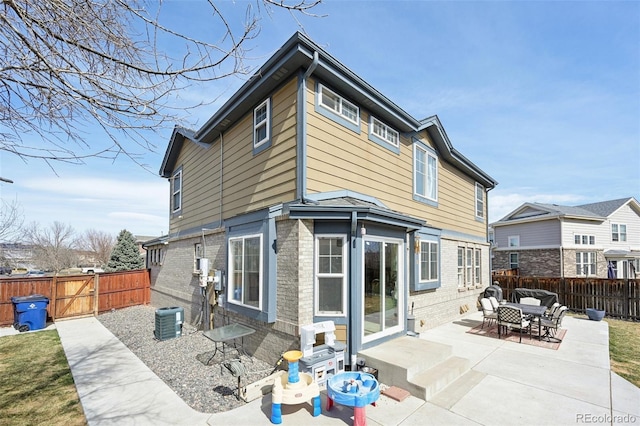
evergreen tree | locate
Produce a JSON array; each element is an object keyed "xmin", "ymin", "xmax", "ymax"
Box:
[{"xmin": 107, "ymin": 230, "xmax": 144, "ymax": 271}]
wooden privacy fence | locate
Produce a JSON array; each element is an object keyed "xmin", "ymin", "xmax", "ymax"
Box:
[
  {"xmin": 491, "ymin": 275, "xmax": 640, "ymax": 321},
  {"xmin": 0, "ymin": 269, "xmax": 150, "ymax": 327}
]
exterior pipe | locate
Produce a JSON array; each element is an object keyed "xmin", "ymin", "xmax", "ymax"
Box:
[{"xmin": 297, "ymin": 51, "xmax": 319, "ymax": 203}]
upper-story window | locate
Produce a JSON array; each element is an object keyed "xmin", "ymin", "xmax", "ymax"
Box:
[
  {"xmin": 612, "ymin": 223, "xmax": 627, "ymax": 242},
  {"xmin": 318, "ymin": 84, "xmax": 359, "ymax": 125},
  {"xmin": 575, "ymin": 234, "xmax": 595, "ymax": 245},
  {"xmin": 253, "ymin": 98, "xmax": 271, "ymax": 153},
  {"xmin": 475, "ymin": 183, "xmax": 485, "ymax": 219},
  {"xmin": 508, "ymin": 235, "xmax": 520, "ymax": 247},
  {"xmin": 370, "ymin": 116, "xmax": 399, "ymax": 146},
  {"xmin": 414, "ymin": 143, "xmax": 438, "ymax": 204},
  {"xmin": 171, "ymin": 169, "xmax": 182, "ymax": 213}
]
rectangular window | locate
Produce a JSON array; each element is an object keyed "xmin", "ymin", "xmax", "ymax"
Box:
[
  {"xmin": 457, "ymin": 247, "xmax": 464, "ymax": 287},
  {"xmin": 420, "ymin": 241, "xmax": 438, "ymax": 282},
  {"xmin": 475, "ymin": 183, "xmax": 485, "ymax": 219},
  {"xmin": 229, "ymin": 234, "xmax": 262, "ymax": 309},
  {"xmin": 612, "ymin": 223, "xmax": 627, "ymax": 242},
  {"xmin": 576, "ymin": 252, "xmax": 596, "ymax": 276},
  {"xmin": 466, "ymin": 248, "xmax": 473, "ymax": 286},
  {"xmin": 508, "ymin": 236, "xmax": 520, "ymax": 247},
  {"xmin": 371, "ymin": 117, "xmax": 399, "ymax": 147},
  {"xmin": 171, "ymin": 169, "xmax": 182, "ymax": 213},
  {"xmin": 253, "ymin": 98, "xmax": 270, "ymax": 149},
  {"xmin": 315, "ymin": 236, "xmax": 347, "ymax": 316},
  {"xmin": 319, "ymin": 84, "xmax": 359, "ymax": 125},
  {"xmin": 414, "ymin": 145, "xmax": 438, "ymax": 202},
  {"xmin": 474, "ymin": 248, "xmax": 481, "ymax": 285},
  {"xmin": 575, "ymin": 234, "xmax": 596, "ymax": 245},
  {"xmin": 509, "ymin": 252, "xmax": 519, "ymax": 270}
]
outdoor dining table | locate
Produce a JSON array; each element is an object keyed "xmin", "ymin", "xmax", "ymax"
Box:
[
  {"xmin": 502, "ymin": 302, "xmax": 548, "ymax": 340},
  {"xmin": 203, "ymin": 323, "xmax": 255, "ymax": 372}
]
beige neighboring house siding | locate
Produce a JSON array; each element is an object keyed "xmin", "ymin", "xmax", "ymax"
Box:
[
  {"xmin": 169, "ymin": 140, "xmax": 219, "ymax": 234},
  {"xmin": 304, "ymin": 77, "xmax": 485, "ymax": 237}
]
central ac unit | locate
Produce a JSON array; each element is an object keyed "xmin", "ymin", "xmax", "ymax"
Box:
[{"xmin": 154, "ymin": 306, "xmax": 184, "ymax": 341}]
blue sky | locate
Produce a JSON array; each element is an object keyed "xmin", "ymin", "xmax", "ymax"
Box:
[{"xmin": 1, "ymin": 1, "xmax": 638, "ymax": 238}]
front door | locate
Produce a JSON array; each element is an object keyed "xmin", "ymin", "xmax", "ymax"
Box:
[{"xmin": 362, "ymin": 237, "xmax": 403, "ymax": 343}]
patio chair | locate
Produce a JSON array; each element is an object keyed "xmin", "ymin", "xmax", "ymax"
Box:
[
  {"xmin": 519, "ymin": 297, "xmax": 541, "ymax": 306},
  {"xmin": 488, "ymin": 296, "xmax": 500, "ymax": 311},
  {"xmin": 480, "ymin": 297, "xmax": 497, "ymax": 329},
  {"xmin": 497, "ymin": 305, "xmax": 531, "ymax": 343},
  {"xmin": 540, "ymin": 306, "xmax": 567, "ymax": 342}
]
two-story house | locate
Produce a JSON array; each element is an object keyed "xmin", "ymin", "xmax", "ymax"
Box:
[
  {"xmin": 146, "ymin": 32, "xmax": 497, "ymax": 366},
  {"xmin": 491, "ymin": 197, "xmax": 640, "ymax": 278}
]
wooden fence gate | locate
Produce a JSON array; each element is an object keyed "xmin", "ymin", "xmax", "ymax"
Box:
[{"xmin": 53, "ymin": 275, "xmax": 98, "ymax": 319}]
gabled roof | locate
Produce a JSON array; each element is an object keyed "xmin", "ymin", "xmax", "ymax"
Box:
[
  {"xmin": 491, "ymin": 197, "xmax": 640, "ymax": 227},
  {"xmin": 160, "ymin": 32, "xmax": 497, "ymax": 189},
  {"xmin": 577, "ymin": 197, "xmax": 639, "ymax": 217}
]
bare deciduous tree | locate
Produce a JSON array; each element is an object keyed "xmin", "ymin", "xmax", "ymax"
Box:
[
  {"xmin": 0, "ymin": 198, "xmax": 23, "ymax": 242},
  {"xmin": 23, "ymin": 221, "xmax": 79, "ymax": 272},
  {"xmin": 77, "ymin": 229, "xmax": 116, "ymax": 267},
  {"xmin": 0, "ymin": 0, "xmax": 321, "ymax": 166}
]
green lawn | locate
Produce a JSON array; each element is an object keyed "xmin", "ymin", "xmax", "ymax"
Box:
[
  {"xmin": 0, "ymin": 330, "xmax": 86, "ymax": 426},
  {"xmin": 606, "ymin": 317, "xmax": 640, "ymax": 388}
]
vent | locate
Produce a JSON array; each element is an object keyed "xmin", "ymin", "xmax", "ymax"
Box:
[{"xmin": 154, "ymin": 306, "xmax": 184, "ymax": 341}]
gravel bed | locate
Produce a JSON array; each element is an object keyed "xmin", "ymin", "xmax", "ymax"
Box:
[{"xmin": 97, "ymin": 305, "xmax": 274, "ymax": 414}]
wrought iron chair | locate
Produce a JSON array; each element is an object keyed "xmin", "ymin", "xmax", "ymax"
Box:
[
  {"xmin": 488, "ymin": 296, "xmax": 500, "ymax": 311},
  {"xmin": 497, "ymin": 305, "xmax": 531, "ymax": 343},
  {"xmin": 540, "ymin": 306, "xmax": 568, "ymax": 342},
  {"xmin": 480, "ymin": 297, "xmax": 497, "ymax": 329}
]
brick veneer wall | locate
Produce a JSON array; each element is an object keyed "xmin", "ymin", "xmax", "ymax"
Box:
[
  {"xmin": 493, "ymin": 249, "xmax": 562, "ymax": 277},
  {"xmin": 408, "ymin": 237, "xmax": 489, "ymax": 332}
]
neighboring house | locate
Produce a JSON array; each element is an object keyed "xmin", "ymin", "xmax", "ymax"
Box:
[
  {"xmin": 491, "ymin": 197, "xmax": 640, "ymax": 278},
  {"xmin": 146, "ymin": 32, "xmax": 497, "ymax": 366}
]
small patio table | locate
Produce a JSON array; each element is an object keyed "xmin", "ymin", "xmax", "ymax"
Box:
[
  {"xmin": 203, "ymin": 323, "xmax": 255, "ymax": 372},
  {"xmin": 503, "ymin": 303, "xmax": 548, "ymax": 340}
]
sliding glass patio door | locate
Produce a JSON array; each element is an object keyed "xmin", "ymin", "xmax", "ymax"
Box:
[{"xmin": 363, "ymin": 237, "xmax": 403, "ymax": 342}]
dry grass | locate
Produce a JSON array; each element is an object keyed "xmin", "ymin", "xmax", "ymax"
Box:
[
  {"xmin": 0, "ymin": 330, "xmax": 86, "ymax": 426},
  {"xmin": 606, "ymin": 317, "xmax": 640, "ymax": 388}
]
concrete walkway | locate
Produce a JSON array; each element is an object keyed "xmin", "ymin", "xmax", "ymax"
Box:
[{"xmin": 4, "ymin": 311, "xmax": 639, "ymax": 425}]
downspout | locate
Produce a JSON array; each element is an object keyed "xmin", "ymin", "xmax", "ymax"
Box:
[
  {"xmin": 297, "ymin": 51, "xmax": 319, "ymax": 204},
  {"xmin": 219, "ymin": 132, "xmax": 224, "ymax": 224},
  {"xmin": 349, "ymin": 211, "xmax": 358, "ymax": 369}
]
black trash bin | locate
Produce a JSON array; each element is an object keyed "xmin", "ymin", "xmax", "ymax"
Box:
[{"xmin": 11, "ymin": 294, "xmax": 49, "ymax": 332}]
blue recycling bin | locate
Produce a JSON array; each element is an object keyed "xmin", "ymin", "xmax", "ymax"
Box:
[{"xmin": 11, "ymin": 294, "xmax": 49, "ymax": 332}]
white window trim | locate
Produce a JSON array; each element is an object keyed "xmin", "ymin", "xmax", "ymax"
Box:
[
  {"xmin": 253, "ymin": 98, "xmax": 270, "ymax": 149},
  {"xmin": 413, "ymin": 144, "xmax": 438, "ymax": 202},
  {"xmin": 474, "ymin": 248, "xmax": 481, "ymax": 285},
  {"xmin": 576, "ymin": 251, "xmax": 596, "ymax": 276},
  {"xmin": 611, "ymin": 223, "xmax": 627, "ymax": 242},
  {"xmin": 318, "ymin": 83, "xmax": 359, "ymax": 125},
  {"xmin": 419, "ymin": 241, "xmax": 439, "ymax": 282},
  {"xmin": 171, "ymin": 169, "xmax": 182, "ymax": 213},
  {"xmin": 465, "ymin": 248, "xmax": 473, "ymax": 286},
  {"xmin": 371, "ymin": 117, "xmax": 399, "ymax": 147},
  {"xmin": 457, "ymin": 247, "xmax": 465, "ymax": 287},
  {"xmin": 475, "ymin": 183, "xmax": 485, "ymax": 219},
  {"xmin": 361, "ymin": 236, "xmax": 404, "ymax": 344},
  {"xmin": 228, "ymin": 234, "xmax": 263, "ymax": 311},
  {"xmin": 314, "ymin": 235, "xmax": 348, "ymax": 317},
  {"xmin": 508, "ymin": 235, "xmax": 520, "ymax": 247}
]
